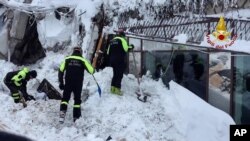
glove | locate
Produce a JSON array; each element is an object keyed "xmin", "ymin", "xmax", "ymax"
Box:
[
  {"xmin": 59, "ymin": 83, "xmax": 64, "ymax": 90},
  {"xmin": 24, "ymin": 94, "xmax": 36, "ymax": 101},
  {"xmin": 130, "ymin": 44, "xmax": 134, "ymax": 49},
  {"xmin": 128, "ymin": 44, "xmax": 134, "ymax": 51}
]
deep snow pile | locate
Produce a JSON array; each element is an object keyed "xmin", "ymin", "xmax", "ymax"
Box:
[
  {"xmin": 0, "ymin": 59, "xmax": 235, "ymax": 141},
  {"xmin": 0, "ymin": 0, "xmax": 236, "ymax": 141}
]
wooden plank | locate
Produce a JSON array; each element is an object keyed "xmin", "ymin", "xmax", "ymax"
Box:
[{"xmin": 92, "ymin": 33, "xmax": 104, "ymax": 68}]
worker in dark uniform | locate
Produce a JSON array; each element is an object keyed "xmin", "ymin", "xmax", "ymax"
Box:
[
  {"xmin": 173, "ymin": 52, "xmax": 185, "ymax": 84},
  {"xmin": 58, "ymin": 47, "xmax": 94, "ymax": 122},
  {"xmin": 107, "ymin": 29, "xmax": 134, "ymax": 95},
  {"xmin": 154, "ymin": 63, "xmax": 163, "ymax": 81},
  {"xmin": 3, "ymin": 67, "xmax": 37, "ymax": 103},
  {"xmin": 190, "ymin": 54, "xmax": 204, "ymax": 81}
]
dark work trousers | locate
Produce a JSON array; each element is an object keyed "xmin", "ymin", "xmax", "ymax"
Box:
[
  {"xmin": 110, "ymin": 61, "xmax": 126, "ymax": 89},
  {"xmin": 193, "ymin": 64, "xmax": 204, "ymax": 80},
  {"xmin": 173, "ymin": 54, "xmax": 185, "ymax": 84},
  {"xmin": 60, "ymin": 81, "xmax": 83, "ymax": 119},
  {"xmin": 174, "ymin": 69, "xmax": 184, "ymax": 84},
  {"xmin": 4, "ymin": 81, "xmax": 20, "ymax": 103}
]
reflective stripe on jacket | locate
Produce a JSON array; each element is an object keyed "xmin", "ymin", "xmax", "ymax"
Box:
[
  {"xmin": 107, "ymin": 36, "xmax": 132, "ymax": 55},
  {"xmin": 11, "ymin": 67, "xmax": 29, "ymax": 86},
  {"xmin": 59, "ymin": 56, "xmax": 94, "ymax": 74}
]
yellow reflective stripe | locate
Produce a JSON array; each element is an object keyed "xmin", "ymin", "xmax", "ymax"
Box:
[
  {"xmin": 14, "ymin": 81, "xmax": 21, "ymax": 86},
  {"xmin": 12, "ymin": 93, "xmax": 20, "ymax": 99},
  {"xmin": 65, "ymin": 56, "xmax": 94, "ymax": 74},
  {"xmin": 59, "ymin": 60, "xmax": 66, "ymax": 72},
  {"xmin": 83, "ymin": 59, "xmax": 94, "ymax": 74},
  {"xmin": 13, "ymin": 96, "xmax": 20, "ymax": 99},
  {"xmin": 61, "ymin": 101, "xmax": 68, "ymax": 105},
  {"xmin": 11, "ymin": 69, "xmax": 28, "ymax": 86},
  {"xmin": 22, "ymin": 67, "xmax": 29, "ymax": 73},
  {"xmin": 73, "ymin": 105, "xmax": 81, "ymax": 108},
  {"xmin": 113, "ymin": 37, "xmax": 130, "ymax": 52},
  {"xmin": 12, "ymin": 93, "xmax": 20, "ymax": 96},
  {"xmin": 18, "ymin": 69, "xmax": 27, "ymax": 78}
]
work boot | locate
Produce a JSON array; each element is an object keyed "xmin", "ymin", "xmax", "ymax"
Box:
[
  {"xmin": 114, "ymin": 87, "xmax": 123, "ymax": 96},
  {"xmin": 73, "ymin": 105, "xmax": 81, "ymax": 122},
  {"xmin": 110, "ymin": 86, "xmax": 115, "ymax": 94},
  {"xmin": 59, "ymin": 111, "xmax": 66, "ymax": 124}
]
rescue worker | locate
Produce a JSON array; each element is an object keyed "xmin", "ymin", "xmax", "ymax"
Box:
[
  {"xmin": 3, "ymin": 67, "xmax": 37, "ymax": 103},
  {"xmin": 107, "ymin": 29, "xmax": 134, "ymax": 95},
  {"xmin": 173, "ymin": 52, "xmax": 185, "ymax": 84},
  {"xmin": 58, "ymin": 47, "xmax": 94, "ymax": 122},
  {"xmin": 190, "ymin": 54, "xmax": 204, "ymax": 81},
  {"xmin": 154, "ymin": 63, "xmax": 163, "ymax": 81}
]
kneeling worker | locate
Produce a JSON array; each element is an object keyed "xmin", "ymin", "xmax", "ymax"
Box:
[{"xmin": 3, "ymin": 67, "xmax": 37, "ymax": 103}]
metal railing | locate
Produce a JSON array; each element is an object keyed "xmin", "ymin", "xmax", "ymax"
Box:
[{"xmin": 118, "ymin": 15, "xmax": 250, "ymax": 43}]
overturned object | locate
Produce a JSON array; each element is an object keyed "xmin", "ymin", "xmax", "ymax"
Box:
[{"xmin": 37, "ymin": 79, "xmax": 62, "ymax": 100}]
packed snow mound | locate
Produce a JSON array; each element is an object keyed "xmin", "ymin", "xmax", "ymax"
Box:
[
  {"xmin": 0, "ymin": 0, "xmax": 240, "ymax": 140},
  {"xmin": 0, "ymin": 66, "xmax": 234, "ymax": 141}
]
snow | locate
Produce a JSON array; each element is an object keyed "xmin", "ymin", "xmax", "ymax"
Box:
[
  {"xmin": 173, "ymin": 34, "xmax": 188, "ymax": 44},
  {"xmin": 0, "ymin": 64, "xmax": 235, "ymax": 141},
  {"xmin": 208, "ymin": 9, "xmax": 250, "ymax": 20},
  {"xmin": 0, "ymin": 0, "xmax": 237, "ymax": 141}
]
